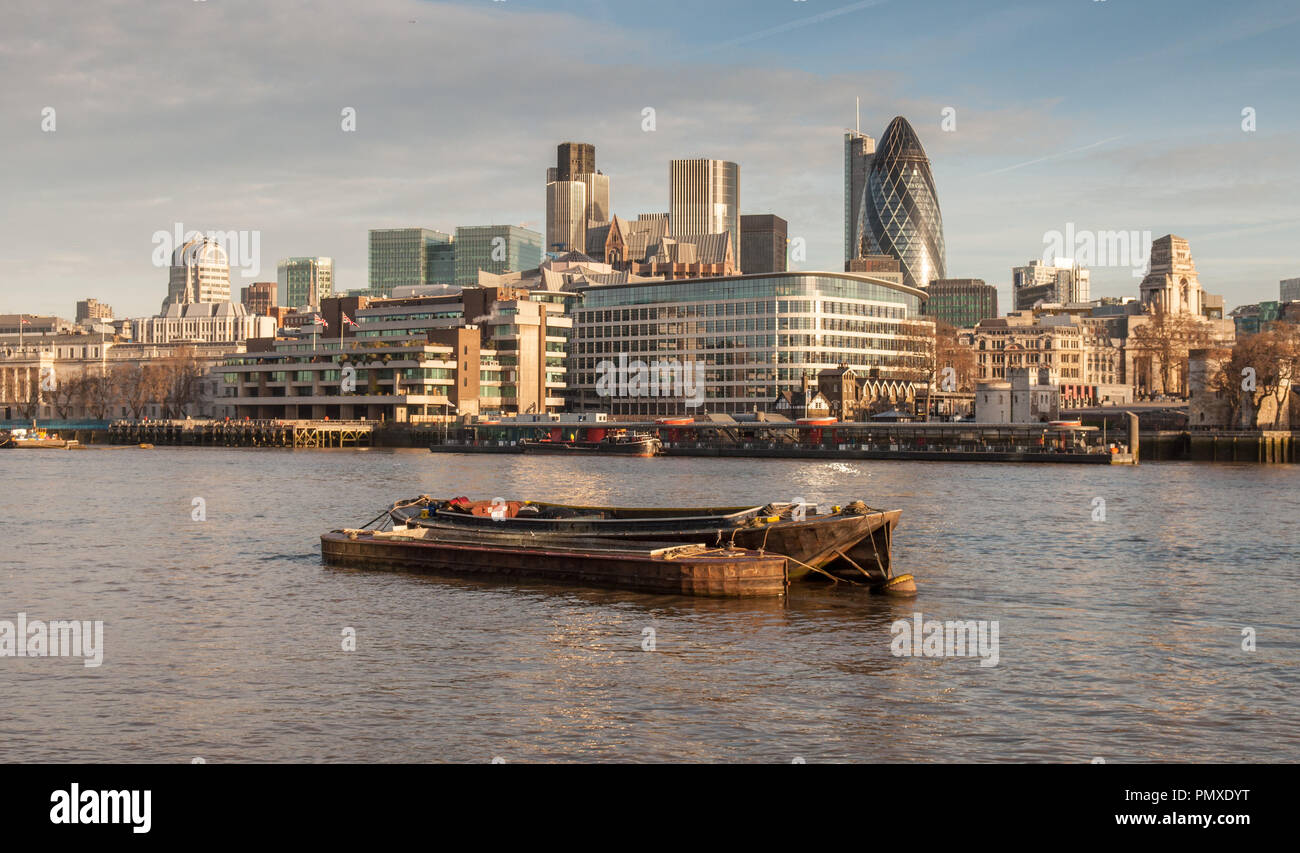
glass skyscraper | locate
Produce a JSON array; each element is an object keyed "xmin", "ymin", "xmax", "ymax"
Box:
[
  {"xmin": 368, "ymin": 228, "xmax": 452, "ymax": 298},
  {"xmin": 454, "ymin": 225, "xmax": 543, "ymax": 286},
  {"xmin": 844, "ymin": 131, "xmax": 874, "ymax": 263},
  {"xmin": 861, "ymin": 116, "xmax": 946, "ymax": 291},
  {"xmin": 277, "ymin": 256, "xmax": 334, "ymax": 309}
]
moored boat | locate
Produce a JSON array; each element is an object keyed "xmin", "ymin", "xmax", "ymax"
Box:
[
  {"xmin": 320, "ymin": 526, "xmax": 787, "ymax": 597},
  {"xmin": 388, "ymin": 497, "xmax": 913, "ymax": 594},
  {"xmin": 519, "ymin": 433, "xmax": 661, "ymax": 456},
  {"xmin": 1, "ymin": 427, "xmax": 79, "ymax": 449}
]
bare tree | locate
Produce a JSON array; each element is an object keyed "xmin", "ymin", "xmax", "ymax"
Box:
[
  {"xmin": 50, "ymin": 370, "xmax": 85, "ymax": 419},
  {"xmin": 160, "ymin": 347, "xmax": 205, "ymax": 417},
  {"xmin": 1129, "ymin": 309, "xmax": 1213, "ymax": 397},
  {"xmin": 897, "ymin": 319, "xmax": 965, "ymax": 420},
  {"xmin": 84, "ymin": 369, "xmax": 118, "ymax": 420},
  {"xmin": 113, "ymin": 363, "xmax": 152, "ymax": 419},
  {"xmin": 1211, "ymin": 328, "xmax": 1298, "ymax": 428}
]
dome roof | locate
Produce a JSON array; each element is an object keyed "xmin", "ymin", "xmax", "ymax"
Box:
[
  {"xmin": 876, "ymin": 116, "xmax": 930, "ymax": 164},
  {"xmin": 172, "ymin": 236, "xmax": 229, "ymax": 267}
]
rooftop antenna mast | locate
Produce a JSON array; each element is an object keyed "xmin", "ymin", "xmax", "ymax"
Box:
[{"xmin": 856, "ymin": 97, "xmax": 860, "ymax": 134}]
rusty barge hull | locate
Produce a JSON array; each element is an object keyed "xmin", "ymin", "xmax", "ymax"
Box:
[
  {"xmin": 392, "ymin": 499, "xmax": 904, "ymax": 588},
  {"xmin": 320, "ymin": 530, "xmax": 788, "ymax": 597}
]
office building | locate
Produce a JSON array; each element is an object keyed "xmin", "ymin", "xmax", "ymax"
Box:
[
  {"xmin": 1013, "ymin": 259, "xmax": 1090, "ymax": 310},
  {"xmin": 556, "ymin": 142, "xmax": 595, "ymax": 181},
  {"xmin": 546, "ymin": 180, "xmax": 588, "ymax": 254},
  {"xmin": 545, "ymin": 142, "xmax": 610, "ymax": 253},
  {"xmin": 240, "ymin": 282, "xmax": 278, "ymax": 316},
  {"xmin": 277, "ymin": 257, "xmax": 334, "ymax": 310},
  {"xmin": 368, "ymin": 228, "xmax": 454, "ymax": 298},
  {"xmin": 924, "ymin": 279, "xmax": 999, "ymax": 328},
  {"xmin": 453, "ymin": 225, "xmax": 542, "ymax": 286},
  {"xmin": 568, "ymin": 270, "xmax": 932, "ymax": 416},
  {"xmin": 844, "ymin": 128, "xmax": 875, "ymax": 262},
  {"xmin": 1281, "ymin": 277, "xmax": 1300, "ymax": 303},
  {"xmin": 845, "ymin": 254, "xmax": 905, "ymax": 287},
  {"xmin": 75, "ymin": 299, "xmax": 114, "ymax": 323},
  {"xmin": 860, "ymin": 116, "xmax": 946, "ymax": 291},
  {"xmin": 162, "ymin": 236, "xmax": 232, "ymax": 311},
  {"xmin": 669, "ymin": 158, "xmax": 740, "ymax": 265},
  {"xmin": 740, "ymin": 214, "xmax": 788, "ymax": 274}
]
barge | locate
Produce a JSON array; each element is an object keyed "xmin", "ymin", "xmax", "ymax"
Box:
[
  {"xmin": 389, "ymin": 497, "xmax": 914, "ymax": 594},
  {"xmin": 321, "ymin": 527, "xmax": 788, "ymax": 597},
  {"xmin": 0, "ymin": 429, "xmax": 80, "ymax": 449}
]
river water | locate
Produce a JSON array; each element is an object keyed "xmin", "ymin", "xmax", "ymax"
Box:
[{"xmin": 2, "ymin": 447, "xmax": 1297, "ymax": 763}]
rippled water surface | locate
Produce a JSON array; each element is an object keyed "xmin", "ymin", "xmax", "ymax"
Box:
[{"xmin": 2, "ymin": 447, "xmax": 1297, "ymax": 762}]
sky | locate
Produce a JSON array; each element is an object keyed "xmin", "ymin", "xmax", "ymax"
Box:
[{"xmin": 2, "ymin": 0, "xmax": 1298, "ymax": 319}]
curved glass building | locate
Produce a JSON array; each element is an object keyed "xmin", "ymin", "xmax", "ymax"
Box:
[
  {"xmin": 861, "ymin": 116, "xmax": 946, "ymax": 291},
  {"xmin": 569, "ymin": 271, "xmax": 931, "ymax": 416}
]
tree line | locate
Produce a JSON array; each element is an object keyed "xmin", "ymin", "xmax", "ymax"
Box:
[{"xmin": 16, "ymin": 349, "xmax": 208, "ymax": 421}]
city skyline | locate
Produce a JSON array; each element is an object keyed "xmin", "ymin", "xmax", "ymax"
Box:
[{"xmin": 3, "ymin": 0, "xmax": 1298, "ymax": 319}]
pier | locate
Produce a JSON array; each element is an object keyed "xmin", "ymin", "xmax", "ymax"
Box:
[
  {"xmin": 108, "ymin": 419, "xmax": 375, "ymax": 448},
  {"xmin": 438, "ymin": 419, "xmax": 1139, "ymax": 464}
]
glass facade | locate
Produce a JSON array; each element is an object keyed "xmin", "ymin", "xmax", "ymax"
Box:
[
  {"xmin": 454, "ymin": 225, "xmax": 543, "ymax": 286},
  {"xmin": 862, "ymin": 117, "xmax": 946, "ymax": 291},
  {"xmin": 427, "ymin": 241, "xmax": 456, "ymax": 285},
  {"xmin": 571, "ymin": 272, "xmax": 931, "ymax": 415},
  {"xmin": 368, "ymin": 228, "xmax": 452, "ymax": 297},
  {"xmin": 844, "ymin": 133, "xmax": 874, "ymax": 262},
  {"xmin": 276, "ymin": 257, "xmax": 333, "ymax": 310},
  {"xmin": 923, "ymin": 279, "xmax": 998, "ymax": 328}
]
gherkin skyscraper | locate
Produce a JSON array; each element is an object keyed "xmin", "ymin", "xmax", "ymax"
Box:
[{"xmin": 860, "ymin": 116, "xmax": 946, "ymax": 290}]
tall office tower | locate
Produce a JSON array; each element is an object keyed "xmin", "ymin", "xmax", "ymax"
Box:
[
  {"xmin": 545, "ymin": 142, "xmax": 611, "ymax": 253},
  {"xmin": 368, "ymin": 228, "xmax": 452, "ymax": 298},
  {"xmin": 580, "ymin": 172, "xmax": 611, "ymax": 223},
  {"xmin": 844, "ymin": 113, "xmax": 876, "ymax": 262},
  {"xmin": 1013, "ymin": 259, "xmax": 1090, "ymax": 310},
  {"xmin": 277, "ymin": 257, "xmax": 334, "ymax": 310},
  {"xmin": 240, "ymin": 282, "xmax": 278, "ymax": 316},
  {"xmin": 556, "ymin": 142, "xmax": 596, "ymax": 182},
  {"xmin": 861, "ymin": 116, "xmax": 946, "ymax": 291},
  {"xmin": 1281, "ymin": 277, "xmax": 1300, "ymax": 303},
  {"xmin": 669, "ymin": 158, "xmax": 740, "ymax": 264},
  {"xmin": 162, "ymin": 236, "xmax": 232, "ymax": 312},
  {"xmin": 454, "ymin": 225, "xmax": 543, "ymax": 286},
  {"xmin": 546, "ymin": 181, "xmax": 588, "ymax": 253},
  {"xmin": 740, "ymin": 214, "xmax": 788, "ymax": 274}
]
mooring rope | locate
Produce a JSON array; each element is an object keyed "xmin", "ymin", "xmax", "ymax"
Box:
[{"xmin": 784, "ymin": 553, "xmax": 864, "ymax": 586}]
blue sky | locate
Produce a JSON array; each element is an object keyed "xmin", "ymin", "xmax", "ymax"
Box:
[{"xmin": 2, "ymin": 0, "xmax": 1297, "ymax": 317}]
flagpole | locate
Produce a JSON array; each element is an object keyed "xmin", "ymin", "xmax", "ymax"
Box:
[{"xmin": 339, "ymin": 308, "xmax": 345, "ymax": 420}]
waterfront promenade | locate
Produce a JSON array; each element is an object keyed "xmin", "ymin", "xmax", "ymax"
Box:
[{"xmin": 5, "ymin": 417, "xmax": 1295, "ymax": 463}]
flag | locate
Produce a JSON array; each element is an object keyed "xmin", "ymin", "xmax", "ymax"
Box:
[
  {"xmin": 315, "ymin": 314, "xmax": 329, "ymax": 329},
  {"xmin": 342, "ymin": 313, "xmax": 358, "ymax": 328},
  {"xmin": 20, "ymin": 316, "xmax": 30, "ymax": 326}
]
